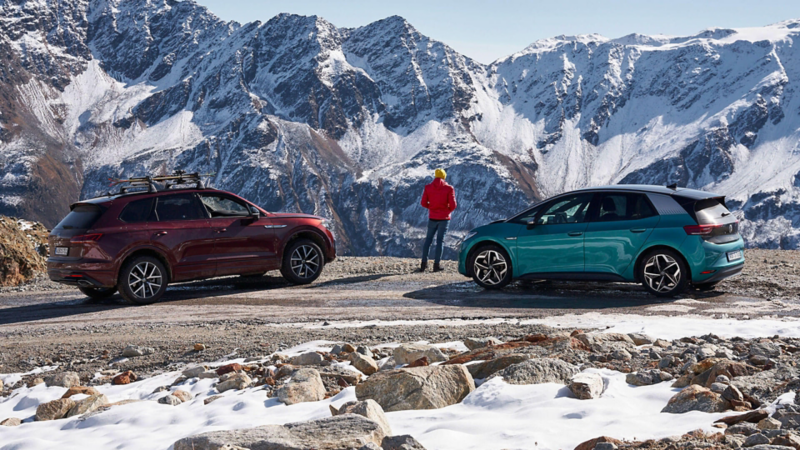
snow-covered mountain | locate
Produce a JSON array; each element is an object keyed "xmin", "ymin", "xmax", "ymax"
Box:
[{"xmin": 1, "ymin": 0, "xmax": 799, "ymax": 256}]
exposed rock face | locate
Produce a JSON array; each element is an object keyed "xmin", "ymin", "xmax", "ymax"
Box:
[
  {"xmin": 490, "ymin": 358, "xmax": 579, "ymax": 385},
  {"xmin": 356, "ymin": 365, "xmax": 475, "ymax": 412},
  {"xmin": 173, "ymin": 414, "xmax": 386, "ymax": 450},
  {"xmin": 4, "ymin": 1, "xmax": 800, "ymax": 251},
  {"xmin": 662, "ymin": 385, "xmax": 729, "ymax": 414},
  {"xmin": 392, "ymin": 344, "xmax": 448, "ymax": 366},
  {"xmin": 276, "ymin": 368, "xmax": 326, "ymax": 405}
]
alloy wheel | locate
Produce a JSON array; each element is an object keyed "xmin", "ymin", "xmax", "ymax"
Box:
[
  {"xmin": 291, "ymin": 245, "xmax": 320, "ymax": 279},
  {"xmin": 473, "ymin": 249, "xmax": 508, "ymax": 286},
  {"xmin": 128, "ymin": 261, "xmax": 162, "ymax": 299},
  {"xmin": 643, "ymin": 253, "xmax": 681, "ymax": 293}
]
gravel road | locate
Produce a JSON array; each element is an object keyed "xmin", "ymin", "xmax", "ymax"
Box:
[{"xmin": 0, "ymin": 250, "xmax": 797, "ymax": 379}]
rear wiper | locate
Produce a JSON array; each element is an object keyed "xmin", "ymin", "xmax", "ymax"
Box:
[{"xmin": 721, "ymin": 212, "xmax": 731, "ymax": 217}]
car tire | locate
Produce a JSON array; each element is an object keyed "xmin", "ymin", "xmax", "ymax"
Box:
[
  {"xmin": 639, "ymin": 249, "xmax": 689, "ymax": 297},
  {"xmin": 469, "ymin": 244, "xmax": 512, "ymax": 290},
  {"xmin": 694, "ymin": 282, "xmax": 719, "ymax": 292},
  {"xmin": 118, "ymin": 256, "xmax": 169, "ymax": 305},
  {"xmin": 280, "ymin": 239, "xmax": 325, "ymax": 285},
  {"xmin": 78, "ymin": 286, "xmax": 117, "ymax": 301}
]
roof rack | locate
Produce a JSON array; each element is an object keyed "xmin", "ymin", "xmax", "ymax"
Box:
[{"xmin": 107, "ymin": 171, "xmax": 214, "ymax": 195}]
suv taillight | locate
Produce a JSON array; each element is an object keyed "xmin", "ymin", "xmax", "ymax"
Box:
[
  {"xmin": 683, "ymin": 222, "xmax": 738, "ymax": 236},
  {"xmin": 70, "ymin": 233, "xmax": 103, "ymax": 243}
]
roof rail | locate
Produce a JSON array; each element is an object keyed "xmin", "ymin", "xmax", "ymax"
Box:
[{"xmin": 108, "ymin": 171, "xmax": 214, "ymax": 195}]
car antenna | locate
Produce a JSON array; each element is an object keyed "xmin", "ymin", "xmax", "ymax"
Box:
[{"xmin": 666, "ymin": 183, "xmax": 678, "ymax": 190}]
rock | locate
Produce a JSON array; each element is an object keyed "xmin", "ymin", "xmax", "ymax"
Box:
[
  {"xmin": 330, "ymin": 399, "xmax": 391, "ymax": 436},
  {"xmin": 122, "ymin": 345, "xmax": 155, "ymax": 357},
  {"xmin": 654, "ymin": 339, "xmax": 670, "ymax": 348},
  {"xmin": 359, "ymin": 444, "xmax": 382, "ymax": 450},
  {"xmin": 627, "ymin": 333, "xmax": 655, "ymax": 346},
  {"xmin": 31, "ymin": 377, "xmax": 44, "ymax": 386},
  {"xmin": 159, "ymin": 395, "xmax": 182, "ymax": 406},
  {"xmin": 173, "ymin": 414, "xmax": 385, "ymax": 450},
  {"xmin": 356, "ymin": 365, "xmax": 475, "ymax": 412},
  {"xmin": 574, "ymin": 436, "xmax": 623, "ymax": 450},
  {"xmin": 574, "ymin": 333, "xmax": 634, "ymax": 347},
  {"xmin": 659, "ymin": 356, "xmax": 676, "ymax": 369},
  {"xmin": 342, "ymin": 343, "xmax": 356, "ymax": 353},
  {"xmin": 775, "ymin": 412, "xmax": 800, "ymax": 429},
  {"xmin": 217, "ymin": 373, "xmax": 252, "ymax": 392},
  {"xmin": 61, "ymin": 386, "xmax": 100, "ymax": 399},
  {"xmin": 331, "ymin": 344, "xmax": 344, "ymax": 355},
  {"xmin": 194, "ymin": 343, "xmax": 206, "ymax": 351},
  {"xmin": 204, "ymin": 395, "xmax": 222, "ymax": 405},
  {"xmin": 491, "ymin": 358, "xmax": 579, "ymax": 385},
  {"xmin": 182, "ymin": 366, "xmax": 208, "ymax": 378},
  {"xmin": 381, "ymin": 434, "xmax": 428, "ymax": 449},
  {"xmin": 291, "ymin": 352, "xmax": 325, "ymax": 366},
  {"xmin": 717, "ymin": 375, "xmax": 732, "ymax": 384},
  {"xmin": 626, "ymin": 370, "xmax": 672, "ymax": 386},
  {"xmin": 744, "ymin": 433, "xmax": 771, "ymax": 447},
  {"xmin": 717, "ymin": 410, "xmax": 770, "ymax": 426},
  {"xmin": 747, "ymin": 446, "xmax": 796, "ymax": 450},
  {"xmin": 66, "ymin": 394, "xmax": 109, "ymax": 417},
  {"xmin": 711, "ymin": 382, "xmax": 728, "ymax": 393},
  {"xmin": 36, "ymin": 398, "xmax": 76, "ymax": 421},
  {"xmin": 758, "ymin": 418, "xmax": 782, "ymax": 430},
  {"xmin": 45, "ymin": 372, "xmax": 80, "ymax": 388},
  {"xmin": 610, "ymin": 349, "xmax": 632, "ymax": 361},
  {"xmin": 691, "ymin": 359, "xmax": 755, "ymax": 387},
  {"xmin": 407, "ymin": 357, "xmax": 429, "ymax": 368},
  {"xmin": 198, "ymin": 370, "xmax": 218, "ymax": 379},
  {"xmin": 594, "ymin": 443, "xmax": 618, "ymax": 450},
  {"xmin": 276, "ymin": 368, "xmax": 326, "ymax": 405},
  {"xmin": 723, "ymin": 385, "xmax": 745, "ymax": 403},
  {"xmin": 662, "ymin": 385, "xmax": 728, "ymax": 414},
  {"xmin": 728, "ymin": 423, "xmax": 760, "ymax": 436},
  {"xmin": 393, "ymin": 344, "xmax": 447, "ymax": 365},
  {"xmin": 772, "ymin": 434, "xmax": 800, "ymax": 449},
  {"xmin": 318, "ymin": 366, "xmax": 363, "ymax": 385},
  {"xmin": 216, "ymin": 363, "xmax": 243, "ymax": 376},
  {"xmin": 467, "ymin": 353, "xmax": 530, "ymax": 379},
  {"xmin": 172, "ymin": 390, "xmax": 193, "ymax": 403},
  {"xmin": 350, "ymin": 352, "xmax": 379, "ymax": 375},
  {"xmin": 357, "ymin": 346, "xmax": 374, "ymax": 358},
  {"xmin": 569, "ymin": 373, "xmax": 604, "ymax": 400},
  {"xmin": 379, "ymin": 357, "xmax": 397, "ymax": 372},
  {"xmin": 750, "ymin": 342, "xmax": 782, "ymax": 358},
  {"xmin": 464, "ymin": 337, "xmax": 502, "ymax": 350},
  {"xmin": 0, "ymin": 418, "xmax": 21, "ymax": 426},
  {"xmin": 113, "ymin": 370, "xmax": 136, "ymax": 385}
]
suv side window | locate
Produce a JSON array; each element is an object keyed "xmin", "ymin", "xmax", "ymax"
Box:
[
  {"xmin": 199, "ymin": 194, "xmax": 250, "ymax": 217},
  {"xmin": 119, "ymin": 198, "xmax": 156, "ymax": 223},
  {"xmin": 596, "ymin": 193, "xmax": 657, "ymax": 222},
  {"xmin": 536, "ymin": 193, "xmax": 593, "ymax": 225},
  {"xmin": 154, "ymin": 194, "xmax": 207, "ymax": 221}
]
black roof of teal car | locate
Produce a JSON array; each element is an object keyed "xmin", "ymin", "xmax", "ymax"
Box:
[{"xmin": 573, "ymin": 184, "xmax": 723, "ymax": 200}]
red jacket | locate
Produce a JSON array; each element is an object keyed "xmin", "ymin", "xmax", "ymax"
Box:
[{"xmin": 421, "ymin": 178, "xmax": 457, "ymax": 220}]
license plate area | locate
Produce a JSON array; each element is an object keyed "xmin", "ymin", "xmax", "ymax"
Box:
[
  {"xmin": 54, "ymin": 246, "xmax": 69, "ymax": 256},
  {"xmin": 727, "ymin": 250, "xmax": 742, "ymax": 262}
]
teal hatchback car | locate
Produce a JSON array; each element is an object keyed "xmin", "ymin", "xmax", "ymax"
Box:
[{"xmin": 458, "ymin": 185, "xmax": 744, "ymax": 297}]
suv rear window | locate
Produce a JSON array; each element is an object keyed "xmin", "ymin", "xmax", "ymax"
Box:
[
  {"xmin": 119, "ymin": 198, "xmax": 156, "ymax": 223},
  {"xmin": 695, "ymin": 198, "xmax": 733, "ymax": 225},
  {"xmin": 54, "ymin": 204, "xmax": 103, "ymax": 230}
]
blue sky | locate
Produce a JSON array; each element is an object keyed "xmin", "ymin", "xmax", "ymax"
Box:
[{"xmin": 195, "ymin": 0, "xmax": 800, "ymax": 64}]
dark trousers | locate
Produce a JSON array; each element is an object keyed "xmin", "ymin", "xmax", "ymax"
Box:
[{"xmin": 422, "ymin": 219, "xmax": 449, "ymax": 265}]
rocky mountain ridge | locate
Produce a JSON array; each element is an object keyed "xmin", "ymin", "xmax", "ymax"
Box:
[{"xmin": 1, "ymin": 0, "xmax": 799, "ymax": 255}]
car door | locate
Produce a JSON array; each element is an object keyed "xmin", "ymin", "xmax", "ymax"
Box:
[
  {"xmin": 149, "ymin": 193, "xmax": 216, "ymax": 282},
  {"xmin": 584, "ymin": 192, "xmax": 660, "ymax": 276},
  {"xmin": 514, "ymin": 193, "xmax": 594, "ymax": 276},
  {"xmin": 198, "ymin": 193, "xmax": 276, "ymax": 276}
]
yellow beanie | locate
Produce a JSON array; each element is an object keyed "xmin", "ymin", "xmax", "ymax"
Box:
[{"xmin": 434, "ymin": 168, "xmax": 446, "ymax": 179}]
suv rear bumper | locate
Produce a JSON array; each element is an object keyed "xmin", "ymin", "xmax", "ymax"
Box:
[
  {"xmin": 47, "ymin": 259, "xmax": 117, "ymax": 288},
  {"xmin": 695, "ymin": 262, "xmax": 744, "ymax": 285}
]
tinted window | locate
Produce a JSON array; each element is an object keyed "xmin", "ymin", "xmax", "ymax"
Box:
[
  {"xmin": 54, "ymin": 204, "xmax": 103, "ymax": 230},
  {"xmin": 199, "ymin": 194, "xmax": 250, "ymax": 217},
  {"xmin": 119, "ymin": 198, "xmax": 156, "ymax": 223},
  {"xmin": 154, "ymin": 194, "xmax": 207, "ymax": 221},
  {"xmin": 695, "ymin": 198, "xmax": 732, "ymax": 224},
  {"xmin": 536, "ymin": 194, "xmax": 593, "ymax": 225},
  {"xmin": 596, "ymin": 194, "xmax": 656, "ymax": 222}
]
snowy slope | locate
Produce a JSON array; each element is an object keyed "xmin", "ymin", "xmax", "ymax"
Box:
[{"xmin": 1, "ymin": 0, "xmax": 799, "ymax": 254}]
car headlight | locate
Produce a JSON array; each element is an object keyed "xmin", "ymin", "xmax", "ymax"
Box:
[{"xmin": 459, "ymin": 231, "xmax": 478, "ymax": 250}]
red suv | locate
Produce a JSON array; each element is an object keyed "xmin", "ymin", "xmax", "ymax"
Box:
[{"xmin": 47, "ymin": 176, "xmax": 335, "ymax": 305}]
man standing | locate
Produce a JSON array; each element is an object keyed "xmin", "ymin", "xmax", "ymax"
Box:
[{"xmin": 420, "ymin": 168, "xmax": 457, "ymax": 272}]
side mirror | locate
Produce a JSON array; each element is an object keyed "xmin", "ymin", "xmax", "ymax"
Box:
[
  {"xmin": 526, "ymin": 219, "xmax": 537, "ymax": 227},
  {"xmin": 248, "ymin": 206, "xmax": 261, "ymax": 218}
]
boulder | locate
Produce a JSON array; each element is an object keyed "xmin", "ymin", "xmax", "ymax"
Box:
[
  {"xmin": 159, "ymin": 395, "xmax": 182, "ymax": 406},
  {"xmin": 216, "ymin": 363, "xmax": 243, "ymax": 376},
  {"xmin": 356, "ymin": 365, "xmax": 475, "ymax": 412},
  {"xmin": 36, "ymin": 398, "xmax": 76, "ymax": 421},
  {"xmin": 173, "ymin": 414, "xmax": 385, "ymax": 450},
  {"xmin": 357, "ymin": 346, "xmax": 374, "ymax": 358},
  {"xmin": 0, "ymin": 418, "xmax": 21, "ymax": 426},
  {"xmin": 744, "ymin": 433, "xmax": 771, "ymax": 447},
  {"xmin": 331, "ymin": 399, "xmax": 392, "ymax": 436},
  {"xmin": 291, "ymin": 352, "xmax": 324, "ymax": 366},
  {"xmin": 490, "ymin": 358, "xmax": 579, "ymax": 385},
  {"xmin": 662, "ymin": 385, "xmax": 728, "ymax": 414},
  {"xmin": 217, "ymin": 373, "xmax": 252, "ymax": 393},
  {"xmin": 467, "ymin": 353, "xmax": 530, "ymax": 380},
  {"xmin": 569, "ymin": 373, "xmax": 604, "ymax": 400},
  {"xmin": 691, "ymin": 359, "xmax": 755, "ymax": 388},
  {"xmin": 66, "ymin": 394, "xmax": 109, "ymax": 417},
  {"xmin": 750, "ymin": 342, "xmax": 782, "ymax": 358},
  {"xmin": 464, "ymin": 337, "xmax": 502, "ymax": 350},
  {"xmin": 628, "ymin": 333, "xmax": 655, "ymax": 346},
  {"xmin": 61, "ymin": 386, "xmax": 100, "ymax": 399},
  {"xmin": 319, "ymin": 366, "xmax": 363, "ymax": 385},
  {"xmin": 122, "ymin": 345, "xmax": 155, "ymax": 357},
  {"xmin": 172, "ymin": 390, "xmax": 193, "ymax": 403},
  {"xmin": 113, "ymin": 370, "xmax": 137, "ymax": 385},
  {"xmin": 45, "ymin": 372, "xmax": 80, "ymax": 388},
  {"xmin": 382, "ymin": 435, "xmax": 428, "ymax": 449},
  {"xmin": 772, "ymin": 434, "xmax": 800, "ymax": 449},
  {"xmin": 393, "ymin": 344, "xmax": 447, "ymax": 365},
  {"xmin": 626, "ymin": 370, "xmax": 673, "ymax": 386},
  {"xmin": 350, "ymin": 352, "xmax": 379, "ymax": 376},
  {"xmin": 758, "ymin": 418, "xmax": 782, "ymax": 430},
  {"xmin": 276, "ymin": 368, "xmax": 326, "ymax": 405},
  {"xmin": 715, "ymin": 410, "xmax": 768, "ymax": 426},
  {"xmin": 182, "ymin": 366, "xmax": 209, "ymax": 378}
]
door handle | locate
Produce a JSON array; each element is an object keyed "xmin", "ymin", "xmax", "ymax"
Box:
[
  {"xmin": 154, "ymin": 231, "xmax": 168, "ymax": 237},
  {"xmin": 630, "ymin": 228, "xmax": 647, "ymax": 233},
  {"xmin": 215, "ymin": 228, "xmax": 227, "ymax": 233},
  {"xmin": 567, "ymin": 231, "xmax": 583, "ymax": 237}
]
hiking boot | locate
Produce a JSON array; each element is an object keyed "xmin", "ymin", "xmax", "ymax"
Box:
[
  {"xmin": 433, "ymin": 263, "xmax": 444, "ymax": 272},
  {"xmin": 419, "ymin": 261, "xmax": 428, "ymax": 272}
]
